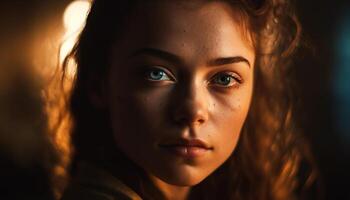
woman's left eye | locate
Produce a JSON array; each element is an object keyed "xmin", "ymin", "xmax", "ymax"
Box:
[{"xmin": 211, "ymin": 72, "xmax": 241, "ymax": 87}]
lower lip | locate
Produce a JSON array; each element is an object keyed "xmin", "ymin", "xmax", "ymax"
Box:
[{"xmin": 160, "ymin": 146, "xmax": 210, "ymax": 158}]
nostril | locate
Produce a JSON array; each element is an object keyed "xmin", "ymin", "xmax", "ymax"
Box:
[
  {"xmin": 173, "ymin": 110, "xmax": 208, "ymax": 126},
  {"xmin": 197, "ymin": 118, "xmax": 205, "ymax": 124}
]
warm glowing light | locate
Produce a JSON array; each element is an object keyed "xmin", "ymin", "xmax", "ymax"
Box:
[
  {"xmin": 60, "ymin": 0, "xmax": 91, "ymax": 75},
  {"xmin": 63, "ymin": 0, "xmax": 91, "ymax": 32},
  {"xmin": 60, "ymin": 36, "xmax": 78, "ymax": 75}
]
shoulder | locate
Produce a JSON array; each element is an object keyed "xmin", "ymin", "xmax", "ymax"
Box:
[{"xmin": 61, "ymin": 162, "xmax": 142, "ymax": 200}]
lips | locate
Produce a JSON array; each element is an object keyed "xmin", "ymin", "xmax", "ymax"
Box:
[{"xmin": 159, "ymin": 138, "xmax": 213, "ymax": 158}]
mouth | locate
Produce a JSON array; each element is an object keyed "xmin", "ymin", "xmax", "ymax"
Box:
[{"xmin": 159, "ymin": 138, "xmax": 213, "ymax": 158}]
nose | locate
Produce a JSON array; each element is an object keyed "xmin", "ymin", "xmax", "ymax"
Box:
[{"xmin": 171, "ymin": 82, "xmax": 209, "ymax": 126}]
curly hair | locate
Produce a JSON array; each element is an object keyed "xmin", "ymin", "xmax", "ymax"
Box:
[{"xmin": 50, "ymin": 0, "xmax": 317, "ymax": 199}]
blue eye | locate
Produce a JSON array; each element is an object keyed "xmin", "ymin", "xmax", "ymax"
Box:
[
  {"xmin": 146, "ymin": 68, "xmax": 172, "ymax": 81},
  {"xmin": 212, "ymin": 73, "xmax": 240, "ymax": 87}
]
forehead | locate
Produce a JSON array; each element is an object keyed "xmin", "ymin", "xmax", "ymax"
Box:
[{"xmin": 114, "ymin": 1, "xmax": 254, "ymax": 65}]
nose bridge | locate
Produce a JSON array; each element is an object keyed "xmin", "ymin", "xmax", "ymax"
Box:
[{"xmin": 172, "ymin": 77, "xmax": 209, "ymax": 126}]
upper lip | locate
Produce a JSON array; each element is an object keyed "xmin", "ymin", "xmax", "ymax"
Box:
[{"xmin": 159, "ymin": 138, "xmax": 213, "ymax": 150}]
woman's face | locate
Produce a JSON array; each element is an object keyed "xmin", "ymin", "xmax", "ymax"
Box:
[{"xmin": 107, "ymin": 1, "xmax": 255, "ymax": 186}]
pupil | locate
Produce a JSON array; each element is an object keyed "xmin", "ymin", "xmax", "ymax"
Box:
[
  {"xmin": 151, "ymin": 71, "xmax": 162, "ymax": 79},
  {"xmin": 220, "ymin": 76, "xmax": 230, "ymax": 85}
]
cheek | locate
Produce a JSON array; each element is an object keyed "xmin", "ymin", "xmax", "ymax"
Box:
[
  {"xmin": 108, "ymin": 86, "xmax": 170, "ymax": 149},
  {"xmin": 124, "ymin": 88, "xmax": 170, "ymax": 129},
  {"xmin": 210, "ymin": 89, "xmax": 252, "ymax": 159}
]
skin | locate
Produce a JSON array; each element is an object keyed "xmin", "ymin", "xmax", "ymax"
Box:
[{"xmin": 105, "ymin": 1, "xmax": 255, "ymax": 200}]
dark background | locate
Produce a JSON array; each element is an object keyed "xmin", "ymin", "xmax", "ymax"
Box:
[
  {"xmin": 295, "ymin": 1, "xmax": 350, "ymax": 199},
  {"xmin": 0, "ymin": 0, "xmax": 349, "ymax": 199}
]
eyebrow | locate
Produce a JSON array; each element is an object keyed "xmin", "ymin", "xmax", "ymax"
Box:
[
  {"xmin": 130, "ymin": 47, "xmax": 251, "ymax": 68},
  {"xmin": 208, "ymin": 56, "xmax": 251, "ymax": 68}
]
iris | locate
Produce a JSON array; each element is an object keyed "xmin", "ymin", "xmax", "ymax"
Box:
[
  {"xmin": 213, "ymin": 73, "xmax": 238, "ymax": 87},
  {"xmin": 147, "ymin": 69, "xmax": 171, "ymax": 81}
]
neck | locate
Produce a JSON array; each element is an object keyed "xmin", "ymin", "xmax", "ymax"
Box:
[{"xmin": 149, "ymin": 175, "xmax": 191, "ymax": 200}]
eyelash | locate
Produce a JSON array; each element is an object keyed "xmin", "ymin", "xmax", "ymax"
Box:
[
  {"xmin": 144, "ymin": 67, "xmax": 175, "ymax": 82},
  {"xmin": 210, "ymin": 72, "xmax": 242, "ymax": 88},
  {"xmin": 144, "ymin": 67, "xmax": 242, "ymax": 88}
]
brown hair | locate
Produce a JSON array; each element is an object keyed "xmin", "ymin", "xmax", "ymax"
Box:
[{"xmin": 50, "ymin": 0, "xmax": 317, "ymax": 199}]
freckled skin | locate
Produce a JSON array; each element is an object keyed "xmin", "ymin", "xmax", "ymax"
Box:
[{"xmin": 106, "ymin": 1, "xmax": 255, "ymax": 199}]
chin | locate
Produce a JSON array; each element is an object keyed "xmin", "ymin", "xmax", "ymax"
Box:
[
  {"xmin": 168, "ymin": 177, "xmax": 202, "ymax": 187},
  {"xmin": 156, "ymin": 166, "xmax": 210, "ymax": 186}
]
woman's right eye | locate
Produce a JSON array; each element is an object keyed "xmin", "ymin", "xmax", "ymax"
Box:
[{"xmin": 145, "ymin": 68, "xmax": 173, "ymax": 81}]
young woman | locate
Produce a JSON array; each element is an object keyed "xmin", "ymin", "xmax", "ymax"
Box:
[{"xmin": 56, "ymin": 0, "xmax": 316, "ymax": 199}]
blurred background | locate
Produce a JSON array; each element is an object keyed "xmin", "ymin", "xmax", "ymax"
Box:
[
  {"xmin": 295, "ymin": 1, "xmax": 350, "ymax": 199},
  {"xmin": 0, "ymin": 0, "xmax": 349, "ymax": 199}
]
